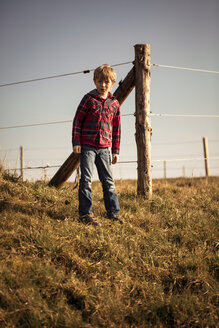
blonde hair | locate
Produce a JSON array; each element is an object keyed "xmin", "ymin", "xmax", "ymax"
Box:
[{"xmin": 93, "ymin": 64, "xmax": 116, "ymax": 84}]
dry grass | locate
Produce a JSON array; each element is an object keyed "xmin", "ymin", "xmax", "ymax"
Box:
[{"xmin": 0, "ymin": 168, "xmax": 218, "ymax": 327}]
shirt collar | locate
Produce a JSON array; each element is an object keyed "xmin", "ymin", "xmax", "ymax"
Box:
[{"xmin": 89, "ymin": 89, "xmax": 113, "ymax": 100}]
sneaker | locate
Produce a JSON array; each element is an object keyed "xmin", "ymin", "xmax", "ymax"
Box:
[
  {"xmin": 108, "ymin": 215, "xmax": 124, "ymax": 224},
  {"xmin": 78, "ymin": 213, "xmax": 101, "ymax": 226}
]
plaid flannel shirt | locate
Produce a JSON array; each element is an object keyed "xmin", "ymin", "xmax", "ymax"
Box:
[{"xmin": 72, "ymin": 89, "xmax": 121, "ymax": 154}]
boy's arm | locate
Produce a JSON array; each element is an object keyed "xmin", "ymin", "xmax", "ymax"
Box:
[
  {"xmin": 112, "ymin": 101, "xmax": 121, "ymax": 158},
  {"xmin": 72, "ymin": 95, "xmax": 88, "ymax": 150}
]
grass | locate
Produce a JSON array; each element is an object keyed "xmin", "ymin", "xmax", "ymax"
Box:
[{"xmin": 0, "ymin": 167, "xmax": 218, "ymax": 327}]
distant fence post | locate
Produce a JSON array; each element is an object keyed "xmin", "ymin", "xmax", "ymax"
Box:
[
  {"xmin": 164, "ymin": 161, "xmax": 167, "ymax": 179},
  {"xmin": 203, "ymin": 137, "xmax": 209, "ymax": 178},
  {"xmin": 182, "ymin": 165, "xmax": 186, "ymax": 178},
  {"xmin": 134, "ymin": 44, "xmax": 152, "ymax": 198},
  {"xmin": 20, "ymin": 146, "xmax": 24, "ymax": 181}
]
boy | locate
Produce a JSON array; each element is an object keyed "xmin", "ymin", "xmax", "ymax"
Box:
[{"xmin": 72, "ymin": 64, "xmax": 122, "ymax": 226}]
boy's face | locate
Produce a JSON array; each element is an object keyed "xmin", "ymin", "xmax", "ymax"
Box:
[{"xmin": 94, "ymin": 78, "xmax": 114, "ymax": 98}]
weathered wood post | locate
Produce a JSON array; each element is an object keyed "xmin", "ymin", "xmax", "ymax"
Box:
[
  {"xmin": 20, "ymin": 146, "xmax": 24, "ymax": 181},
  {"xmin": 182, "ymin": 165, "xmax": 186, "ymax": 178},
  {"xmin": 164, "ymin": 160, "xmax": 167, "ymax": 179},
  {"xmin": 135, "ymin": 44, "xmax": 152, "ymax": 197},
  {"xmin": 203, "ymin": 137, "xmax": 209, "ymax": 178},
  {"xmin": 49, "ymin": 66, "xmax": 135, "ymax": 188}
]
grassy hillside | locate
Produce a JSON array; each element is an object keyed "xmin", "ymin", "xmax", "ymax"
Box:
[{"xmin": 0, "ymin": 168, "xmax": 218, "ymax": 327}]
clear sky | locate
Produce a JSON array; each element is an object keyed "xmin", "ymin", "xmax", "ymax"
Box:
[{"xmin": 0, "ymin": 0, "xmax": 219, "ymax": 181}]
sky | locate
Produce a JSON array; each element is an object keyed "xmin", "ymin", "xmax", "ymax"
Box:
[{"xmin": 0, "ymin": 0, "xmax": 219, "ymax": 182}]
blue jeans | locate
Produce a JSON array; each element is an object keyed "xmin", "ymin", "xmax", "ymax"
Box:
[{"xmin": 79, "ymin": 145, "xmax": 120, "ymax": 218}]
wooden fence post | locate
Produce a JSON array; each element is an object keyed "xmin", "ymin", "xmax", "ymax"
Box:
[
  {"xmin": 20, "ymin": 146, "xmax": 24, "ymax": 181},
  {"xmin": 182, "ymin": 165, "xmax": 186, "ymax": 178},
  {"xmin": 164, "ymin": 160, "xmax": 167, "ymax": 179},
  {"xmin": 134, "ymin": 44, "xmax": 152, "ymax": 197},
  {"xmin": 49, "ymin": 66, "xmax": 135, "ymax": 188},
  {"xmin": 203, "ymin": 137, "xmax": 209, "ymax": 178}
]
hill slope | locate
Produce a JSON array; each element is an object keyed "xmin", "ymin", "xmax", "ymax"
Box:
[{"xmin": 0, "ymin": 169, "xmax": 218, "ymax": 327}]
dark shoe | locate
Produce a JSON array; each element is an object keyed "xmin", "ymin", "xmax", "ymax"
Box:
[
  {"xmin": 78, "ymin": 214, "xmax": 101, "ymax": 226},
  {"xmin": 108, "ymin": 215, "xmax": 124, "ymax": 224}
]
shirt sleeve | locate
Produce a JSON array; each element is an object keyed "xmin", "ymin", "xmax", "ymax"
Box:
[
  {"xmin": 112, "ymin": 101, "xmax": 121, "ymax": 154},
  {"xmin": 72, "ymin": 95, "xmax": 89, "ymax": 147}
]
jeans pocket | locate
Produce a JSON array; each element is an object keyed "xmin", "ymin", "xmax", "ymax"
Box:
[
  {"xmin": 108, "ymin": 149, "xmax": 112, "ymax": 165},
  {"xmin": 102, "ymin": 148, "xmax": 111, "ymax": 166}
]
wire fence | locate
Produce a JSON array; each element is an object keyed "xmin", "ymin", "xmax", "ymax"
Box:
[
  {"xmin": 2, "ymin": 141, "xmax": 219, "ymax": 180},
  {"xmin": 1, "ymin": 60, "xmax": 219, "ymax": 180}
]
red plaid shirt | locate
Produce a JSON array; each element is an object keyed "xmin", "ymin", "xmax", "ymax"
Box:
[{"xmin": 72, "ymin": 89, "xmax": 121, "ymax": 154}]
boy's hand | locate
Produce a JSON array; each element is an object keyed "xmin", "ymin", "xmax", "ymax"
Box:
[
  {"xmin": 112, "ymin": 154, "xmax": 119, "ymax": 164},
  {"xmin": 73, "ymin": 146, "xmax": 81, "ymax": 154}
]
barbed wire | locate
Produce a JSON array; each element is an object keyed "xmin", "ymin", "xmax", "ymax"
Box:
[
  {"xmin": 152, "ymin": 156, "xmax": 219, "ymax": 163},
  {"xmin": 1, "ymin": 112, "xmax": 219, "ymax": 130},
  {"xmin": 152, "ymin": 166, "xmax": 219, "ymax": 171},
  {"xmin": 5, "ymin": 156, "xmax": 219, "ymax": 172},
  {"xmin": 6, "ymin": 164, "xmax": 60, "ymax": 171},
  {"xmin": 0, "ymin": 120, "xmax": 72, "ymax": 130},
  {"xmin": 0, "ymin": 61, "xmax": 218, "ymax": 88},
  {"xmin": 153, "ymin": 139, "xmax": 219, "ymax": 146},
  {"xmin": 151, "ymin": 113, "xmax": 219, "ymax": 118},
  {"xmin": 4, "ymin": 152, "xmax": 218, "ymax": 163},
  {"xmin": 1, "ymin": 139, "xmax": 219, "ymax": 152},
  {"xmin": 0, "ymin": 114, "xmax": 133, "ymax": 130},
  {"xmin": 152, "ymin": 63, "xmax": 219, "ymax": 74},
  {"xmin": 0, "ymin": 61, "xmax": 133, "ymax": 88}
]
